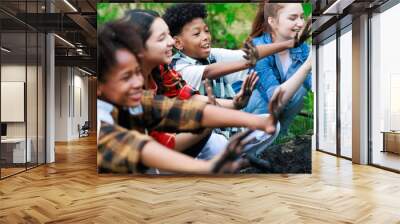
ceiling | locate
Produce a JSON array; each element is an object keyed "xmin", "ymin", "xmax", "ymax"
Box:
[
  {"xmin": 0, "ymin": 0, "xmax": 97, "ymax": 73},
  {"xmin": 311, "ymin": 0, "xmax": 391, "ymax": 44}
]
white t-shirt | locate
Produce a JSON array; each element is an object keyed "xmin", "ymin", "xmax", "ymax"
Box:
[{"xmin": 172, "ymin": 48, "xmax": 249, "ymax": 91}]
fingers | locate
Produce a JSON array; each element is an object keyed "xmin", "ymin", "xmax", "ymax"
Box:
[
  {"xmin": 293, "ymin": 19, "xmax": 312, "ymax": 48},
  {"xmin": 212, "ymin": 130, "xmax": 254, "ymax": 173},
  {"xmin": 204, "ymin": 79, "xmax": 216, "ymax": 105},
  {"xmin": 241, "ymin": 74, "xmax": 251, "ymax": 90},
  {"xmin": 223, "ymin": 130, "xmax": 252, "ymax": 157},
  {"xmin": 246, "ymin": 72, "xmax": 258, "ymax": 91},
  {"xmin": 242, "ymin": 41, "xmax": 259, "ymax": 66},
  {"xmin": 250, "ymin": 75, "xmax": 259, "ymax": 91},
  {"xmin": 304, "ymin": 19, "xmax": 312, "ymax": 34},
  {"xmin": 224, "ymin": 158, "xmax": 249, "ymax": 174},
  {"xmin": 299, "ymin": 19, "xmax": 312, "ymax": 42},
  {"xmin": 268, "ymin": 87, "xmax": 285, "ymax": 122},
  {"xmin": 242, "ymin": 47, "xmax": 250, "ymax": 60},
  {"xmin": 242, "ymin": 71, "xmax": 257, "ymax": 93}
]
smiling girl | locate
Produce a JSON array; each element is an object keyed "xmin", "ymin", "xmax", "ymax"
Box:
[{"xmin": 244, "ymin": 2, "xmax": 312, "ymax": 135}]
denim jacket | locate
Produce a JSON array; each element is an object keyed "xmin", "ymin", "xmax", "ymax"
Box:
[{"xmin": 252, "ymin": 33, "xmax": 311, "ymax": 102}]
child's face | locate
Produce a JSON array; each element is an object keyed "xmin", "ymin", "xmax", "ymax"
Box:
[
  {"xmin": 98, "ymin": 49, "xmax": 144, "ymax": 107},
  {"xmin": 174, "ymin": 18, "xmax": 211, "ymax": 59},
  {"xmin": 142, "ymin": 18, "xmax": 175, "ymax": 66},
  {"xmin": 268, "ymin": 4, "xmax": 305, "ymax": 41}
]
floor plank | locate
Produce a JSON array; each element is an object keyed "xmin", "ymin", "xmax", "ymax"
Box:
[{"xmin": 0, "ymin": 135, "xmax": 399, "ymax": 223}]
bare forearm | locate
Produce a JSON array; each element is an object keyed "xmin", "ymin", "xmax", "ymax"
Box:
[
  {"xmin": 203, "ymin": 60, "xmax": 248, "ymax": 80},
  {"xmin": 191, "ymin": 94, "xmax": 235, "ymax": 109},
  {"xmin": 201, "ymin": 40, "xmax": 293, "ymax": 80},
  {"xmin": 256, "ymin": 40, "xmax": 294, "ymax": 59},
  {"xmin": 141, "ymin": 141, "xmax": 210, "ymax": 174},
  {"xmin": 201, "ymin": 105, "xmax": 269, "ymax": 131},
  {"xmin": 215, "ymin": 98, "xmax": 234, "ymax": 109},
  {"xmin": 174, "ymin": 129, "xmax": 211, "ymax": 152},
  {"xmin": 279, "ymin": 59, "xmax": 311, "ymax": 105}
]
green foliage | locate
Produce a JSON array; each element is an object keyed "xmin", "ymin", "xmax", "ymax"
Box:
[
  {"xmin": 276, "ymin": 91, "xmax": 314, "ymax": 144},
  {"xmin": 302, "ymin": 3, "xmax": 312, "ymax": 18},
  {"xmin": 97, "ymin": 3, "xmax": 257, "ymax": 49},
  {"xmin": 97, "ymin": 3, "xmax": 121, "ymax": 25},
  {"xmin": 205, "ymin": 3, "xmax": 257, "ymax": 49}
]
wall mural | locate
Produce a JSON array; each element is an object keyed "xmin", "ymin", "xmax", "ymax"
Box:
[{"xmin": 97, "ymin": 2, "xmax": 313, "ymax": 175}]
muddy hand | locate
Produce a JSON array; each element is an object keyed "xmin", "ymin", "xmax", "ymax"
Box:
[
  {"xmin": 268, "ymin": 86, "xmax": 286, "ymax": 125},
  {"xmin": 211, "ymin": 130, "xmax": 254, "ymax": 173},
  {"xmin": 204, "ymin": 79, "xmax": 217, "ymax": 105},
  {"xmin": 233, "ymin": 71, "xmax": 259, "ymax": 109},
  {"xmin": 242, "ymin": 41, "xmax": 259, "ymax": 67},
  {"xmin": 293, "ymin": 19, "xmax": 312, "ymax": 48}
]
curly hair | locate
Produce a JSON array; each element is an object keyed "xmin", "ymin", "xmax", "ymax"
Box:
[
  {"xmin": 97, "ymin": 20, "xmax": 143, "ymax": 83},
  {"xmin": 162, "ymin": 3, "xmax": 207, "ymax": 37}
]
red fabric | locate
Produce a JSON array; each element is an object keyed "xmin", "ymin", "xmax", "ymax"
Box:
[
  {"xmin": 149, "ymin": 131, "xmax": 175, "ymax": 149},
  {"xmin": 148, "ymin": 65, "xmax": 199, "ymax": 149},
  {"xmin": 155, "ymin": 64, "xmax": 198, "ymax": 99}
]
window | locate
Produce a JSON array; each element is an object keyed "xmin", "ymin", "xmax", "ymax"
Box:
[
  {"xmin": 370, "ymin": 3, "xmax": 400, "ymax": 171},
  {"xmin": 317, "ymin": 36, "xmax": 337, "ymax": 154},
  {"xmin": 339, "ymin": 28, "xmax": 352, "ymax": 158}
]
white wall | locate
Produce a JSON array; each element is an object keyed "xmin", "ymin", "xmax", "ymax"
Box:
[
  {"xmin": 1, "ymin": 65, "xmax": 35, "ymax": 138},
  {"xmin": 54, "ymin": 66, "xmax": 89, "ymax": 141},
  {"xmin": 1, "ymin": 64, "xmax": 45, "ymax": 164},
  {"xmin": 54, "ymin": 66, "xmax": 69, "ymax": 141}
]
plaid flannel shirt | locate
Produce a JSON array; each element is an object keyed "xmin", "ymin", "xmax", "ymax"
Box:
[
  {"xmin": 152, "ymin": 64, "xmax": 199, "ymax": 100},
  {"xmin": 148, "ymin": 65, "xmax": 200, "ymax": 149},
  {"xmin": 97, "ymin": 91, "xmax": 206, "ymax": 173}
]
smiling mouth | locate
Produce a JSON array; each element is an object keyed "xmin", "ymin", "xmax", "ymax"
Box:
[
  {"xmin": 201, "ymin": 43, "xmax": 210, "ymax": 49},
  {"xmin": 129, "ymin": 91, "xmax": 143, "ymax": 100}
]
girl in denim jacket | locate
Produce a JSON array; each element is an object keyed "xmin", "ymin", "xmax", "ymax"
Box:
[{"xmin": 244, "ymin": 3, "xmax": 312, "ymax": 135}]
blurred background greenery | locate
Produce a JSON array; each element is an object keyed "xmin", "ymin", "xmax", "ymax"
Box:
[{"xmin": 97, "ymin": 3, "xmax": 313, "ymax": 141}]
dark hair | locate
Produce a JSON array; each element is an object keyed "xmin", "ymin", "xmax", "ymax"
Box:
[
  {"xmin": 162, "ymin": 3, "xmax": 207, "ymax": 37},
  {"xmin": 124, "ymin": 9, "xmax": 160, "ymax": 47},
  {"xmin": 249, "ymin": 2, "xmax": 285, "ymax": 40},
  {"xmin": 97, "ymin": 19, "xmax": 143, "ymax": 83}
]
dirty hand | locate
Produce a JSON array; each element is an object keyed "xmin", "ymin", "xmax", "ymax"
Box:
[
  {"xmin": 242, "ymin": 41, "xmax": 260, "ymax": 67},
  {"xmin": 233, "ymin": 71, "xmax": 259, "ymax": 109},
  {"xmin": 293, "ymin": 19, "xmax": 312, "ymax": 48},
  {"xmin": 204, "ymin": 79, "xmax": 218, "ymax": 106},
  {"xmin": 210, "ymin": 130, "xmax": 253, "ymax": 173},
  {"xmin": 268, "ymin": 86, "xmax": 286, "ymax": 126}
]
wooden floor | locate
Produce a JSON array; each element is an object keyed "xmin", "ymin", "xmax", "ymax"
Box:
[
  {"xmin": 1, "ymin": 167, "xmax": 26, "ymax": 178},
  {"xmin": 0, "ymin": 136, "xmax": 400, "ymax": 223}
]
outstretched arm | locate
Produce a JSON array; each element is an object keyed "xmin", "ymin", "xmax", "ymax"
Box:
[
  {"xmin": 141, "ymin": 129, "xmax": 252, "ymax": 174},
  {"xmin": 202, "ymin": 40, "xmax": 293, "ymax": 80},
  {"xmin": 201, "ymin": 104, "xmax": 276, "ymax": 134},
  {"xmin": 191, "ymin": 71, "xmax": 258, "ymax": 109},
  {"xmin": 269, "ymin": 54, "xmax": 312, "ymax": 120},
  {"xmin": 243, "ymin": 19, "xmax": 312, "ymax": 66}
]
